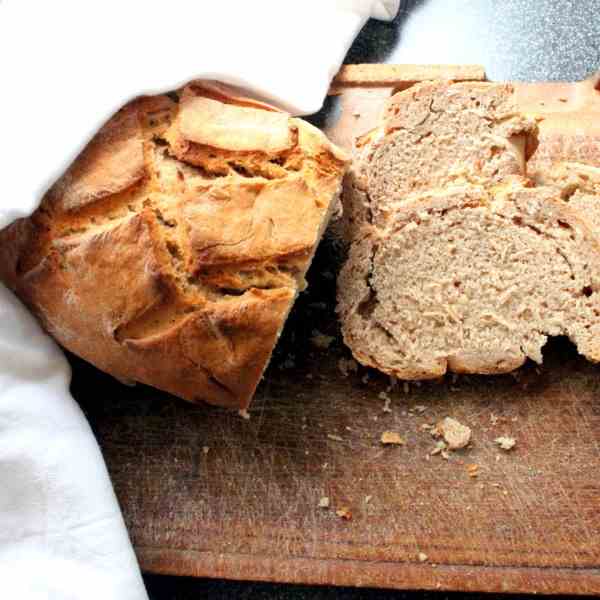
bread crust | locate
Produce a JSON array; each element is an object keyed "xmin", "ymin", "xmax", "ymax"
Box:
[{"xmin": 0, "ymin": 82, "xmax": 348, "ymax": 408}]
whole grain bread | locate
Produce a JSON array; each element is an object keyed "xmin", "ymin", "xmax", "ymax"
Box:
[
  {"xmin": 0, "ymin": 82, "xmax": 348, "ymax": 408},
  {"xmin": 342, "ymin": 81, "xmax": 535, "ymax": 239},
  {"xmin": 338, "ymin": 81, "xmax": 600, "ymax": 379}
]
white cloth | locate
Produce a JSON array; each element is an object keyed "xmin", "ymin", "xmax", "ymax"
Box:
[{"xmin": 0, "ymin": 1, "xmax": 399, "ymax": 599}]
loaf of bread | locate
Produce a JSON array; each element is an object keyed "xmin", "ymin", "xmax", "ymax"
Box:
[
  {"xmin": 338, "ymin": 81, "xmax": 600, "ymax": 379},
  {"xmin": 0, "ymin": 82, "xmax": 348, "ymax": 408}
]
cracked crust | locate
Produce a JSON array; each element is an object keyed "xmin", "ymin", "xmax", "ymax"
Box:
[
  {"xmin": 338, "ymin": 81, "xmax": 600, "ymax": 379},
  {"xmin": 0, "ymin": 82, "xmax": 348, "ymax": 408}
]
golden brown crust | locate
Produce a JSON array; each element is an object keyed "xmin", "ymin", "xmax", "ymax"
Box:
[
  {"xmin": 51, "ymin": 103, "xmax": 148, "ymax": 212},
  {"xmin": 1, "ymin": 82, "xmax": 348, "ymax": 408},
  {"xmin": 176, "ymin": 86, "xmax": 294, "ymax": 153},
  {"xmin": 0, "ymin": 218, "xmax": 34, "ymax": 290}
]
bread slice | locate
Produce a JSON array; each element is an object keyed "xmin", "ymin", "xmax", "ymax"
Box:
[
  {"xmin": 338, "ymin": 182, "xmax": 600, "ymax": 379},
  {"xmin": 342, "ymin": 80, "xmax": 536, "ymax": 239},
  {"xmin": 0, "ymin": 82, "xmax": 348, "ymax": 408},
  {"xmin": 338, "ymin": 81, "xmax": 600, "ymax": 379}
]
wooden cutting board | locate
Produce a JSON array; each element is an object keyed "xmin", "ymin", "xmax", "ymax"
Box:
[{"xmin": 77, "ymin": 65, "xmax": 600, "ymax": 596}]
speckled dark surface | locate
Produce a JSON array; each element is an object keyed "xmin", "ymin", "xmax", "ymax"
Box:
[
  {"xmin": 144, "ymin": 1, "xmax": 599, "ymax": 597},
  {"xmin": 347, "ymin": 0, "xmax": 599, "ymax": 81}
]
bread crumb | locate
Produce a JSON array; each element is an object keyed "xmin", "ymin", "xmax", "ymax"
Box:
[
  {"xmin": 338, "ymin": 357, "xmax": 358, "ymax": 377},
  {"xmin": 380, "ymin": 431, "xmax": 405, "ymax": 445},
  {"xmin": 414, "ymin": 404, "xmax": 427, "ymax": 413},
  {"xmin": 490, "ymin": 413, "xmax": 499, "ymax": 425},
  {"xmin": 379, "ymin": 392, "xmax": 392, "ymax": 413},
  {"xmin": 327, "ymin": 434, "xmax": 343, "ymax": 442},
  {"xmin": 322, "ymin": 462, "xmax": 328, "ymax": 469},
  {"xmin": 403, "ymin": 382, "xmax": 410, "ymax": 394},
  {"xmin": 318, "ymin": 496, "xmax": 330, "ymax": 509},
  {"xmin": 418, "ymin": 552, "xmax": 428, "ymax": 563},
  {"xmin": 495, "ymin": 436, "xmax": 516, "ymax": 451},
  {"xmin": 238, "ymin": 409, "xmax": 251, "ymax": 420},
  {"xmin": 365, "ymin": 495, "xmax": 372, "ymax": 504},
  {"xmin": 435, "ymin": 417, "xmax": 471, "ymax": 449},
  {"xmin": 467, "ymin": 463, "xmax": 479, "ymax": 478},
  {"xmin": 336, "ymin": 506, "xmax": 352, "ymax": 520},
  {"xmin": 420, "ymin": 423, "xmax": 433, "ymax": 431},
  {"xmin": 202, "ymin": 446, "xmax": 210, "ymax": 455},
  {"xmin": 311, "ymin": 330, "xmax": 335, "ymax": 349},
  {"xmin": 430, "ymin": 440, "xmax": 447, "ymax": 455}
]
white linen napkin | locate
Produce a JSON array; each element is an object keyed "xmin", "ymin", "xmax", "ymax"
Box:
[{"xmin": 0, "ymin": 1, "xmax": 399, "ymax": 598}]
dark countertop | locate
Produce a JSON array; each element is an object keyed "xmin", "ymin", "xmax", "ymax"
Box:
[
  {"xmin": 144, "ymin": 1, "xmax": 599, "ymax": 597},
  {"xmin": 143, "ymin": 577, "xmax": 582, "ymax": 600},
  {"xmin": 346, "ymin": 0, "xmax": 599, "ymax": 82}
]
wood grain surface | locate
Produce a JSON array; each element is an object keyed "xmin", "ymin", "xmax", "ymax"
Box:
[{"xmin": 76, "ymin": 65, "xmax": 600, "ymax": 596}]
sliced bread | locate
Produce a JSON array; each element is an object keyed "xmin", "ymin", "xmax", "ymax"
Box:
[{"xmin": 338, "ymin": 81, "xmax": 600, "ymax": 379}]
